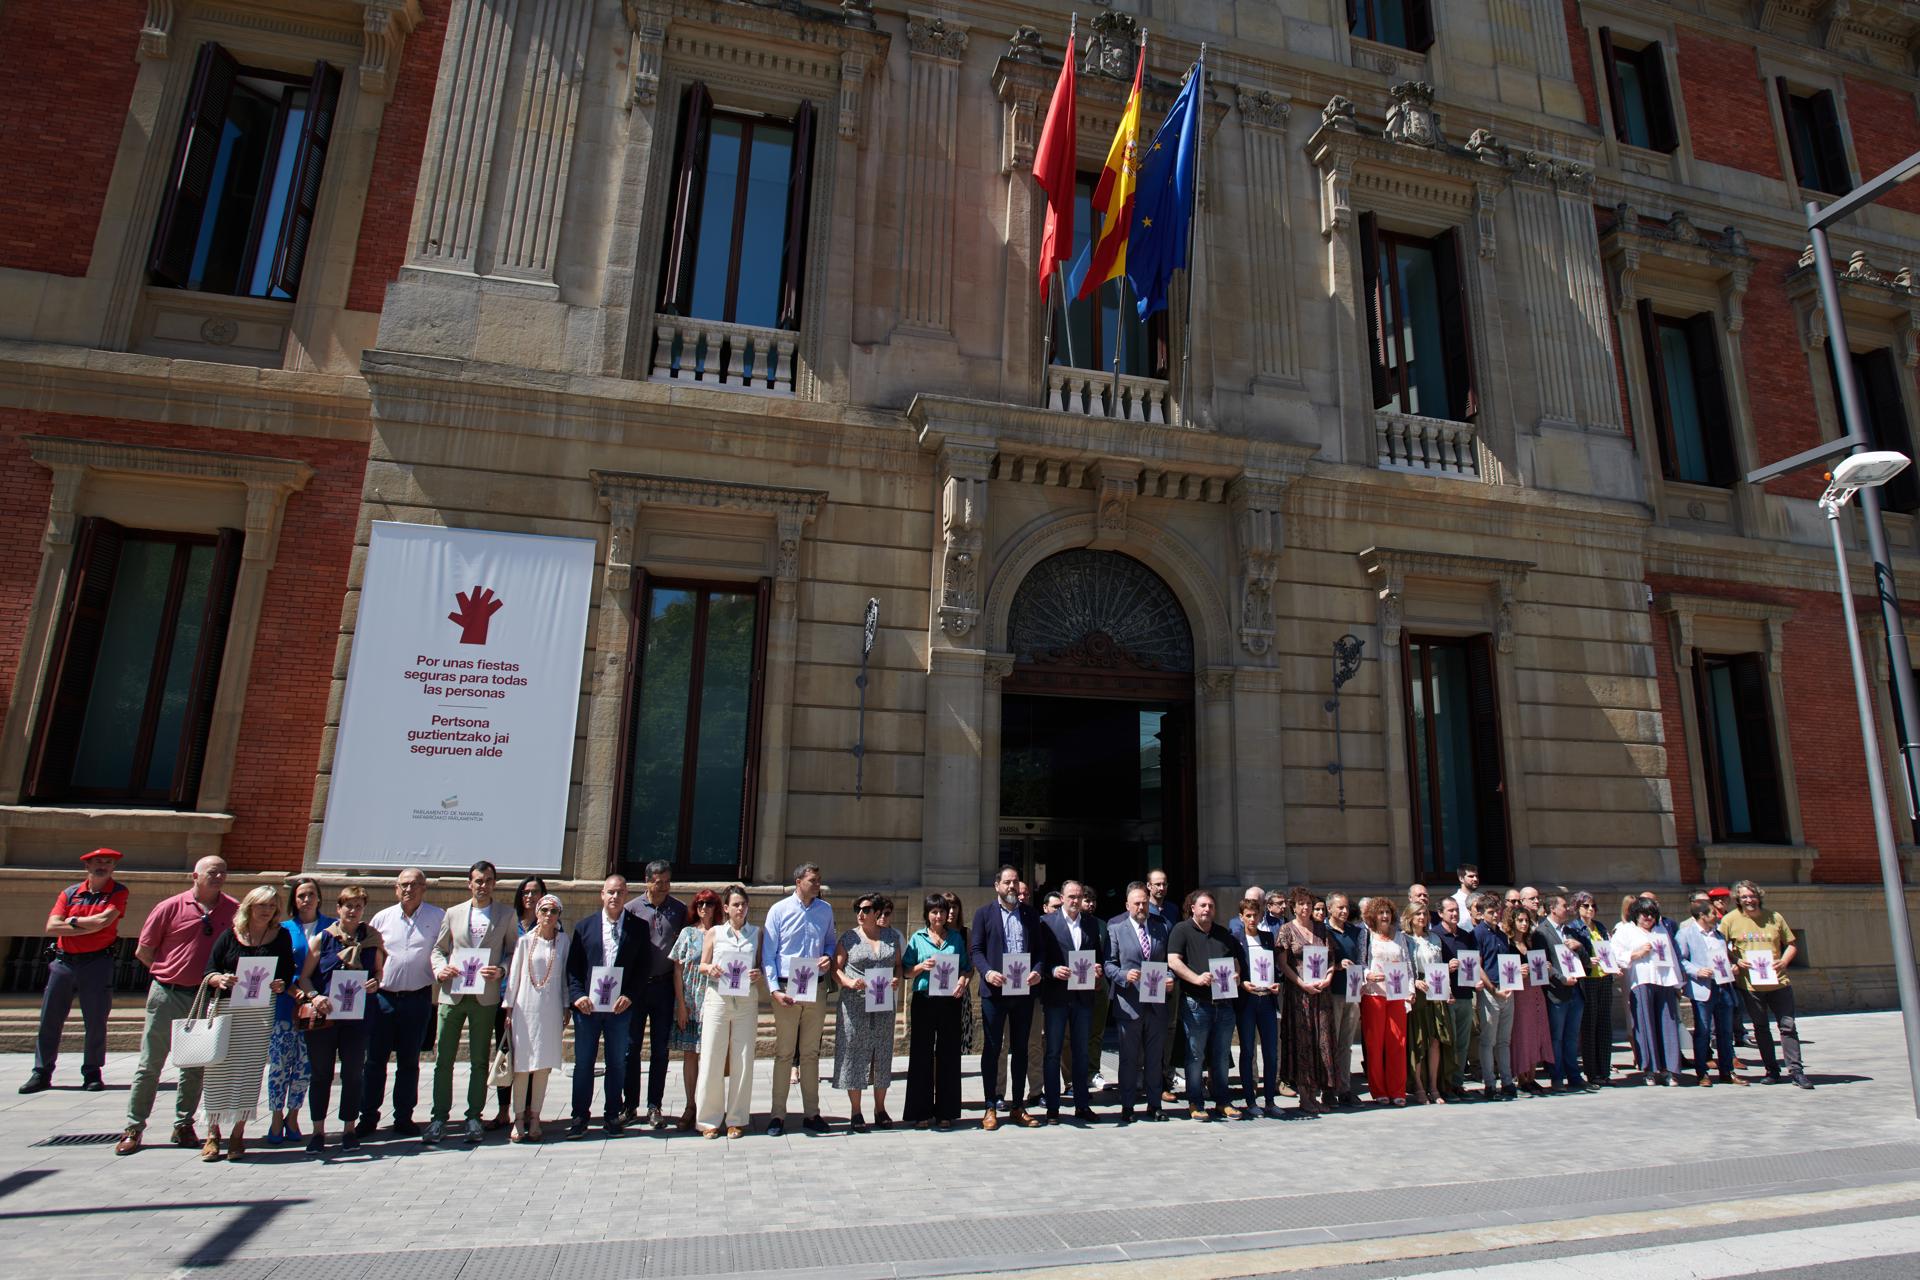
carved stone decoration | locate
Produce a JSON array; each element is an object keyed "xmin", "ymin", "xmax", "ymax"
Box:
[
  {"xmin": 1383, "ymin": 81, "xmax": 1441, "ymax": 148},
  {"xmin": 774, "ymin": 510, "xmax": 806, "ymax": 602},
  {"xmin": 1007, "ymin": 25, "xmax": 1046, "ymax": 62},
  {"xmin": 1378, "ymin": 587, "xmax": 1404, "ymax": 648},
  {"xmin": 937, "ymin": 443, "xmax": 993, "ymax": 638},
  {"xmin": 1601, "ymin": 206, "xmax": 1753, "ymax": 316},
  {"xmin": 591, "ymin": 471, "xmax": 826, "ymax": 602},
  {"xmin": 1320, "ymin": 154, "xmax": 1354, "ymax": 234},
  {"xmin": 1321, "ymin": 95, "xmax": 1359, "ymax": 130},
  {"xmin": 841, "ymin": 0, "xmax": 877, "ymax": 30},
  {"xmin": 1465, "ymin": 128, "xmax": 1503, "ymax": 159},
  {"xmin": 1083, "ymin": 11, "xmax": 1140, "ymax": 79},
  {"xmin": 1357, "ymin": 545, "xmax": 1532, "ymax": 654},
  {"xmin": 1474, "ymin": 183, "xmax": 1499, "ymax": 261},
  {"xmin": 1088, "ymin": 460, "xmax": 1138, "ymax": 551},
  {"xmin": 1667, "ymin": 210, "xmax": 1701, "ymax": 245},
  {"xmin": 983, "ymin": 653, "xmax": 1016, "ymax": 685},
  {"xmin": 908, "ymin": 15, "xmax": 969, "ymax": 62},
  {"xmin": 1007, "ymin": 549, "xmax": 1195, "ymax": 673},
  {"xmin": 199, "ymin": 317, "xmax": 238, "ymax": 346},
  {"xmin": 839, "ymin": 49, "xmax": 867, "ymax": 142},
  {"xmin": 361, "ymin": 0, "xmax": 423, "ymax": 100},
  {"xmin": 1198, "ymin": 669, "xmax": 1235, "ymax": 700},
  {"xmin": 631, "ymin": 20, "xmax": 666, "ymax": 109},
  {"xmin": 1237, "ymin": 89, "xmax": 1291, "ymax": 131},
  {"xmin": 141, "ymin": 0, "xmax": 173, "ymax": 59},
  {"xmin": 1229, "ymin": 477, "xmax": 1288, "ymax": 658}
]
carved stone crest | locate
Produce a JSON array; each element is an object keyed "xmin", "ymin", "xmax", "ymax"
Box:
[
  {"xmin": 1237, "ymin": 89, "xmax": 1290, "ymax": 131},
  {"xmin": 1383, "ymin": 80, "xmax": 1440, "ymax": 148},
  {"xmin": 908, "ymin": 15, "xmax": 968, "ymax": 61},
  {"xmin": 1083, "ymin": 11, "xmax": 1139, "ymax": 79}
]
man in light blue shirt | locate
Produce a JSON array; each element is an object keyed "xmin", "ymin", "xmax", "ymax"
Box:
[
  {"xmin": 761, "ymin": 862, "xmax": 835, "ymax": 1134},
  {"xmin": 1674, "ymin": 900, "xmax": 1744, "ymax": 1086}
]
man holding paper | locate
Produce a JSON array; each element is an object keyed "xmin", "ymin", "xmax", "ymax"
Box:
[
  {"xmin": 1721, "ymin": 881, "xmax": 1811, "ymax": 1089},
  {"xmin": 428, "ymin": 861, "xmax": 517, "ymax": 1145},
  {"xmin": 1166, "ymin": 890, "xmax": 1243, "ymax": 1120},
  {"xmin": 970, "ymin": 864, "xmax": 1045, "ymax": 1130},
  {"xmin": 1038, "ymin": 878, "xmax": 1102, "ymax": 1123},
  {"xmin": 762, "ymin": 862, "xmax": 837, "ymax": 1135},
  {"xmin": 1105, "ymin": 882, "xmax": 1172, "ymax": 1124},
  {"xmin": 1675, "ymin": 900, "xmax": 1743, "ymax": 1087},
  {"xmin": 1532, "ymin": 895, "xmax": 1592, "ymax": 1093},
  {"xmin": 566, "ymin": 876, "xmax": 652, "ymax": 1138}
]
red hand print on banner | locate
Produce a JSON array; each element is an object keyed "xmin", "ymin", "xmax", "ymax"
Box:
[{"xmin": 449, "ymin": 585, "xmax": 504, "ymax": 645}]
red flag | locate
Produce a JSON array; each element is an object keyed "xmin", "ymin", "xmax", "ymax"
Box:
[{"xmin": 1033, "ymin": 34, "xmax": 1077, "ymax": 298}]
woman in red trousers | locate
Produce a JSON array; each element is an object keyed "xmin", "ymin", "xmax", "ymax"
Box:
[{"xmin": 1359, "ymin": 897, "xmax": 1410, "ymax": 1105}]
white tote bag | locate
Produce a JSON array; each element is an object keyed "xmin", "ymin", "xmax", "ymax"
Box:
[{"xmin": 170, "ymin": 979, "xmax": 232, "ymax": 1069}]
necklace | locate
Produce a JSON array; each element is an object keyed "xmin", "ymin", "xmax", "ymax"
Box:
[{"xmin": 527, "ymin": 934, "xmax": 557, "ymax": 989}]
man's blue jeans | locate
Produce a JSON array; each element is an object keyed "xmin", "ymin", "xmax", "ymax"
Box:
[
  {"xmin": 1236, "ymin": 993, "xmax": 1278, "ymax": 1106},
  {"xmin": 1691, "ymin": 988, "xmax": 1738, "ymax": 1078},
  {"xmin": 1180, "ymin": 996, "xmax": 1235, "ymax": 1110},
  {"xmin": 571, "ymin": 1009, "xmax": 631, "ymax": 1122},
  {"xmin": 1042, "ymin": 999, "xmax": 1092, "ymax": 1112},
  {"xmin": 1546, "ymin": 989, "xmax": 1585, "ymax": 1088}
]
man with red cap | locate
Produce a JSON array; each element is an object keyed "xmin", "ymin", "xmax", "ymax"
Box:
[{"xmin": 20, "ymin": 849, "xmax": 129, "ymax": 1094}]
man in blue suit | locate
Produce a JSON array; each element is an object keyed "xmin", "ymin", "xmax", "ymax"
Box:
[
  {"xmin": 565, "ymin": 875, "xmax": 654, "ymax": 1138},
  {"xmin": 1038, "ymin": 878, "xmax": 1103, "ymax": 1123},
  {"xmin": 969, "ymin": 864, "xmax": 1044, "ymax": 1130},
  {"xmin": 1105, "ymin": 881, "xmax": 1172, "ymax": 1123}
]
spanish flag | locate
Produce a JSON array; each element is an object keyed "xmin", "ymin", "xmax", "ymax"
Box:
[{"xmin": 1076, "ymin": 43, "xmax": 1145, "ymax": 301}]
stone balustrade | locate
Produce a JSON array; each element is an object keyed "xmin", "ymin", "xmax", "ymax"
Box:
[
  {"xmin": 649, "ymin": 315, "xmax": 797, "ymax": 395},
  {"xmin": 1046, "ymin": 367, "xmax": 1172, "ymax": 425},
  {"xmin": 1375, "ymin": 410, "xmax": 1483, "ymax": 477}
]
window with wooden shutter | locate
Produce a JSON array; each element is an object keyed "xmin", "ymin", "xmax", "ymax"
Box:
[
  {"xmin": 1350, "ymin": 0, "xmax": 1434, "ymax": 53},
  {"xmin": 148, "ymin": 42, "xmax": 342, "ymax": 299},
  {"xmin": 23, "ymin": 523, "xmax": 244, "ymax": 807},
  {"xmin": 1434, "ymin": 228, "xmax": 1478, "ymax": 421},
  {"xmin": 1638, "ymin": 304, "xmax": 1739, "ymax": 488},
  {"xmin": 1695, "ymin": 651, "xmax": 1789, "ymax": 844},
  {"xmin": 1778, "ymin": 79, "xmax": 1852, "ymax": 196},
  {"xmin": 1829, "ymin": 347, "xmax": 1920, "ymax": 513},
  {"xmin": 1405, "ymin": 632, "xmax": 1510, "ymax": 883},
  {"xmin": 1359, "ymin": 212, "xmax": 1391, "ymax": 409},
  {"xmin": 1050, "ymin": 172, "xmax": 1169, "ymax": 378},
  {"xmin": 1600, "ymin": 33, "xmax": 1679, "ymax": 154},
  {"xmin": 1369, "ymin": 222, "xmax": 1477, "ymax": 422}
]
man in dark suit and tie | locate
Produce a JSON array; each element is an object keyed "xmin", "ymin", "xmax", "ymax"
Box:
[
  {"xmin": 969, "ymin": 863, "xmax": 1044, "ymax": 1130},
  {"xmin": 565, "ymin": 875, "xmax": 654, "ymax": 1138},
  {"xmin": 1038, "ymin": 878, "xmax": 1103, "ymax": 1123},
  {"xmin": 1106, "ymin": 881, "xmax": 1172, "ymax": 1123}
]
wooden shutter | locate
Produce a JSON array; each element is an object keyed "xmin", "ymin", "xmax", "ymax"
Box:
[
  {"xmin": 776, "ymin": 100, "xmax": 815, "ymax": 332},
  {"xmin": 1859, "ymin": 350, "xmax": 1920, "ymax": 512},
  {"xmin": 1598, "ymin": 29, "xmax": 1631, "ymax": 144},
  {"xmin": 1464, "ymin": 635, "xmax": 1511, "ymax": 880},
  {"xmin": 657, "ymin": 83, "xmax": 712, "ymax": 313},
  {"xmin": 1436, "ymin": 229, "xmax": 1479, "ymax": 421},
  {"xmin": 1359, "ymin": 212, "xmax": 1391, "ymax": 409},
  {"xmin": 1346, "ymin": 0, "xmax": 1359, "ymax": 30},
  {"xmin": 267, "ymin": 60, "xmax": 343, "ymax": 298},
  {"xmin": 1684, "ymin": 312, "xmax": 1739, "ymax": 487},
  {"xmin": 149, "ymin": 43, "xmax": 242, "ymax": 288},
  {"xmin": 1644, "ymin": 44, "xmax": 1680, "ymax": 153},
  {"xmin": 1812, "ymin": 90, "xmax": 1852, "ymax": 194},
  {"xmin": 1637, "ymin": 300, "xmax": 1682, "ymax": 480},
  {"xmin": 1729, "ymin": 654, "xmax": 1787, "ymax": 843},
  {"xmin": 735, "ymin": 576, "xmax": 772, "ymax": 880},
  {"xmin": 1775, "ymin": 78, "xmax": 1806, "ymax": 186},
  {"xmin": 1693, "ymin": 652, "xmax": 1732, "ymax": 840},
  {"xmin": 1407, "ymin": 0, "xmax": 1436, "ymax": 53},
  {"xmin": 169, "ymin": 528, "xmax": 243, "ymax": 807},
  {"xmin": 24, "ymin": 519, "xmax": 127, "ymax": 799}
]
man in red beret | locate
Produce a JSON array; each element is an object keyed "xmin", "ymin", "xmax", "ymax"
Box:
[{"xmin": 20, "ymin": 849, "xmax": 129, "ymax": 1095}]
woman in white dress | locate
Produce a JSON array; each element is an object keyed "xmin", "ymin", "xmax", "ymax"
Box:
[
  {"xmin": 500, "ymin": 895, "xmax": 569, "ymax": 1141},
  {"xmin": 694, "ymin": 885, "xmax": 763, "ymax": 1139}
]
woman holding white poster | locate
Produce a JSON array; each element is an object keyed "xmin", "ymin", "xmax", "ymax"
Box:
[
  {"xmin": 1358, "ymin": 898, "xmax": 1410, "ymax": 1106},
  {"xmin": 1571, "ymin": 892, "xmax": 1615, "ymax": 1085},
  {"xmin": 1504, "ymin": 904, "xmax": 1553, "ymax": 1096},
  {"xmin": 1274, "ymin": 888, "xmax": 1340, "ymax": 1115},
  {"xmin": 1402, "ymin": 904, "xmax": 1452, "ymax": 1106},
  {"xmin": 694, "ymin": 886, "xmax": 762, "ymax": 1138},
  {"xmin": 903, "ymin": 894, "xmax": 971, "ymax": 1129},
  {"xmin": 295, "ymin": 885, "xmax": 385, "ymax": 1153},
  {"xmin": 832, "ymin": 895, "xmax": 905, "ymax": 1132},
  {"xmin": 200, "ymin": 886, "xmax": 294, "ymax": 1161},
  {"xmin": 500, "ymin": 895, "xmax": 568, "ymax": 1141},
  {"xmin": 1611, "ymin": 898, "xmax": 1683, "ymax": 1085},
  {"xmin": 1232, "ymin": 896, "xmax": 1282, "ymax": 1117}
]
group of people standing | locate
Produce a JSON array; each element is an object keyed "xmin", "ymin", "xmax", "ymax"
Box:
[{"xmin": 22, "ymin": 853, "xmax": 1814, "ymax": 1156}]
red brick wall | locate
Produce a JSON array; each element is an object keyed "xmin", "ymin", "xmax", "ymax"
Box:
[
  {"xmin": 1675, "ymin": 30, "xmax": 1782, "ymax": 181},
  {"xmin": 1564, "ymin": 0, "xmax": 1600, "ymax": 129},
  {"xmin": 346, "ymin": 2, "xmax": 450, "ymax": 314},
  {"xmin": 1741, "ymin": 246, "xmax": 1827, "ymax": 501},
  {"xmin": 0, "ymin": 410, "xmax": 364, "ymax": 872},
  {"xmin": 1844, "ymin": 77, "xmax": 1920, "ymax": 215},
  {"xmin": 1649, "ymin": 575, "xmax": 1893, "ymax": 885},
  {"xmin": 0, "ymin": 1, "xmax": 145, "ymax": 276}
]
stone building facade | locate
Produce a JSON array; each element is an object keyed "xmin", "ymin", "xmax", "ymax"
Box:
[{"xmin": 4, "ymin": 0, "xmax": 1920, "ymax": 1009}]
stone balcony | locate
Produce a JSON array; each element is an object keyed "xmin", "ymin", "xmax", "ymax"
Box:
[
  {"xmin": 1375, "ymin": 409, "xmax": 1489, "ymax": 479},
  {"xmin": 1046, "ymin": 366, "xmax": 1173, "ymax": 425},
  {"xmin": 648, "ymin": 314, "xmax": 797, "ymax": 395}
]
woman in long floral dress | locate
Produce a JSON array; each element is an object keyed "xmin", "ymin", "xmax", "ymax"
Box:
[
  {"xmin": 668, "ymin": 890, "xmax": 721, "ymax": 1130},
  {"xmin": 1273, "ymin": 887, "xmax": 1341, "ymax": 1114}
]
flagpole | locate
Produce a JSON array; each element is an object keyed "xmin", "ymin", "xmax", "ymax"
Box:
[
  {"xmin": 1180, "ymin": 45, "xmax": 1206, "ymax": 428},
  {"xmin": 1111, "ymin": 27, "xmax": 1145, "ymax": 419}
]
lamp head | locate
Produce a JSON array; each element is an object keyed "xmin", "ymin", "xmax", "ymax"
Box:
[{"xmin": 1832, "ymin": 450, "xmax": 1912, "ymax": 490}]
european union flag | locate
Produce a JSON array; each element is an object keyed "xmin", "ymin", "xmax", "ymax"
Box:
[{"xmin": 1125, "ymin": 58, "xmax": 1203, "ymax": 320}]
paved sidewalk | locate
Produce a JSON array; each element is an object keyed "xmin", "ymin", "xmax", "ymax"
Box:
[{"xmin": 0, "ymin": 1012, "xmax": 1913, "ymax": 1279}]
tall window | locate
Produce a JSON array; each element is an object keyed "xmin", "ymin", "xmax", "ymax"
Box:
[
  {"xmin": 1778, "ymin": 81, "xmax": 1851, "ymax": 195},
  {"xmin": 149, "ymin": 43, "xmax": 341, "ymax": 299},
  {"xmin": 1637, "ymin": 302, "xmax": 1737, "ymax": 488},
  {"xmin": 1050, "ymin": 173, "xmax": 1166, "ymax": 378},
  {"xmin": 1694, "ymin": 652, "xmax": 1787, "ymax": 844},
  {"xmin": 1360, "ymin": 215, "xmax": 1478, "ymax": 422},
  {"xmin": 1405, "ymin": 634, "xmax": 1508, "ymax": 880},
  {"xmin": 1599, "ymin": 32, "xmax": 1678, "ymax": 153},
  {"xmin": 25, "ymin": 519, "xmax": 243, "ymax": 806},
  {"xmin": 658, "ymin": 83, "xmax": 814, "ymax": 331},
  {"xmin": 1349, "ymin": 0, "xmax": 1434, "ymax": 52},
  {"xmin": 1828, "ymin": 347, "xmax": 1919, "ymax": 513},
  {"xmin": 619, "ymin": 578, "xmax": 768, "ymax": 877}
]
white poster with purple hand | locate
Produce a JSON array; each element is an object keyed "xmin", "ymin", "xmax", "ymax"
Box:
[
  {"xmin": 786, "ymin": 964, "xmax": 818, "ymax": 1003},
  {"xmin": 863, "ymin": 971, "xmax": 896, "ymax": 1013},
  {"xmin": 450, "ymin": 947, "xmax": 489, "ymax": 996},
  {"xmin": 1001, "ymin": 951, "xmax": 1032, "ymax": 996},
  {"xmin": 1456, "ymin": 951, "xmax": 1483, "ymax": 989},
  {"xmin": 1424, "ymin": 961, "xmax": 1451, "ymax": 1002},
  {"xmin": 1556, "ymin": 945, "xmax": 1585, "ymax": 982},
  {"xmin": 1067, "ymin": 949, "xmax": 1098, "ymax": 991},
  {"xmin": 716, "ymin": 952, "xmax": 754, "ymax": 998},
  {"xmin": 589, "ymin": 965, "xmax": 622, "ymax": 1013},
  {"xmin": 1497, "ymin": 954, "xmax": 1525, "ymax": 993},
  {"xmin": 1208, "ymin": 956, "xmax": 1239, "ymax": 1000},
  {"xmin": 1344, "ymin": 964, "xmax": 1364, "ymax": 1004},
  {"xmin": 927, "ymin": 953, "xmax": 960, "ymax": 997},
  {"xmin": 1382, "ymin": 961, "xmax": 1413, "ymax": 1002},
  {"xmin": 1708, "ymin": 941, "xmax": 1735, "ymax": 985},
  {"xmin": 1526, "ymin": 949, "xmax": 1551, "ymax": 987},
  {"xmin": 327, "ymin": 971, "xmax": 366, "ymax": 1020},
  {"xmin": 1301, "ymin": 944, "xmax": 1330, "ymax": 984},
  {"xmin": 1137, "ymin": 961, "xmax": 1170, "ymax": 1004},
  {"xmin": 230, "ymin": 956, "xmax": 278, "ymax": 1009},
  {"xmin": 1247, "ymin": 946, "xmax": 1276, "ymax": 988},
  {"xmin": 1747, "ymin": 950, "xmax": 1778, "ymax": 986}
]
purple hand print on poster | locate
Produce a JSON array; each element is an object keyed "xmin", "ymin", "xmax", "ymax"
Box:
[
  {"xmin": 1303, "ymin": 945, "xmax": 1329, "ymax": 982},
  {"xmin": 930, "ymin": 956, "xmax": 957, "ymax": 995},
  {"xmin": 1140, "ymin": 966, "xmax": 1167, "ymax": 1001},
  {"xmin": 1385, "ymin": 965, "xmax": 1408, "ymax": 999},
  {"xmin": 1209, "ymin": 957, "xmax": 1238, "ymax": 999},
  {"xmin": 329, "ymin": 973, "xmax": 364, "ymax": 1020},
  {"xmin": 231, "ymin": 956, "xmax": 276, "ymax": 1008},
  {"xmin": 594, "ymin": 971, "xmax": 620, "ymax": 1009},
  {"xmin": 789, "ymin": 965, "xmax": 816, "ymax": 1001},
  {"xmin": 238, "ymin": 966, "xmax": 267, "ymax": 1002},
  {"xmin": 722, "ymin": 957, "xmax": 750, "ymax": 996},
  {"xmin": 1004, "ymin": 955, "xmax": 1030, "ymax": 994},
  {"xmin": 1068, "ymin": 949, "xmax": 1097, "ymax": 990},
  {"xmin": 1498, "ymin": 955, "xmax": 1524, "ymax": 992},
  {"xmin": 865, "ymin": 972, "xmax": 894, "ymax": 1012},
  {"xmin": 1527, "ymin": 950, "xmax": 1550, "ymax": 986},
  {"xmin": 461, "ymin": 956, "xmax": 484, "ymax": 988}
]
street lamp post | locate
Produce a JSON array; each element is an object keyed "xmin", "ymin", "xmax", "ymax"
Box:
[{"xmin": 1821, "ymin": 452, "xmax": 1920, "ymax": 1121}]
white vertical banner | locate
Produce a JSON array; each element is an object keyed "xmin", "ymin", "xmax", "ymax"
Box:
[{"xmin": 318, "ymin": 522, "xmax": 594, "ymax": 872}]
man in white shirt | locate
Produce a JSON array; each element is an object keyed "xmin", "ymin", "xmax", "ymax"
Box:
[
  {"xmin": 1449, "ymin": 865, "xmax": 1479, "ymax": 920},
  {"xmin": 1039, "ymin": 878, "xmax": 1100, "ymax": 1123},
  {"xmin": 359, "ymin": 868, "xmax": 446, "ymax": 1137}
]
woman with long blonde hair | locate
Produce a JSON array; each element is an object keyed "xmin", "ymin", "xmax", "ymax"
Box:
[{"xmin": 201, "ymin": 885, "xmax": 294, "ymax": 1160}]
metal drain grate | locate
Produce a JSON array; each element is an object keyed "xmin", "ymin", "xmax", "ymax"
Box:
[{"xmin": 32, "ymin": 1132, "xmax": 124, "ymax": 1147}]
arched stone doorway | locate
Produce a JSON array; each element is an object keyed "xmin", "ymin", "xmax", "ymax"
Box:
[{"xmin": 997, "ymin": 550, "xmax": 1198, "ymax": 910}]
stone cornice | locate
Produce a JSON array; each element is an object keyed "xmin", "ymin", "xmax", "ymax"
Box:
[
  {"xmin": 1359, "ymin": 544, "xmax": 1532, "ymax": 651},
  {"xmin": 590, "ymin": 469, "xmax": 826, "ymax": 595},
  {"xmin": 624, "ymin": 0, "xmax": 889, "ymax": 61},
  {"xmin": 27, "ymin": 436, "xmax": 314, "ymax": 493},
  {"xmin": 1655, "ymin": 590, "xmax": 1795, "ymax": 672},
  {"xmin": 1784, "ymin": 246, "xmax": 1920, "ymax": 361},
  {"xmin": 1599, "ymin": 205, "xmax": 1755, "ymax": 321}
]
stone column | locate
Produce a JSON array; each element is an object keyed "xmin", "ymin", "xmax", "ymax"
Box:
[
  {"xmin": 1237, "ymin": 90, "xmax": 1300, "ymax": 388},
  {"xmin": 408, "ymin": 0, "xmax": 520, "ymax": 273},
  {"xmin": 599, "ymin": 16, "xmax": 666, "ymax": 374},
  {"xmin": 1230, "ymin": 666, "xmax": 1288, "ymax": 887},
  {"xmin": 899, "ymin": 15, "xmax": 968, "ymax": 334},
  {"xmin": 978, "ymin": 653, "xmax": 1014, "ymax": 880},
  {"xmin": 492, "ymin": 0, "xmax": 593, "ymax": 286},
  {"xmin": 921, "ymin": 441, "xmax": 994, "ymax": 886},
  {"xmin": 1197, "ymin": 668, "xmax": 1237, "ymax": 886},
  {"xmin": 1374, "ymin": 577, "xmax": 1416, "ymax": 882},
  {"xmin": 575, "ymin": 490, "xmax": 639, "ymax": 883},
  {"xmin": 754, "ymin": 509, "xmax": 809, "ymax": 884}
]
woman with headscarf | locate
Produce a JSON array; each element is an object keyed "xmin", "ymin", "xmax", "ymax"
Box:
[{"xmin": 500, "ymin": 894, "xmax": 568, "ymax": 1140}]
